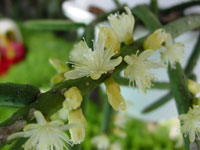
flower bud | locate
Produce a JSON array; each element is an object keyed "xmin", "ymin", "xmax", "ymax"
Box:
[
  {"xmin": 68, "ymin": 108, "xmax": 87, "ymax": 144},
  {"xmin": 104, "ymin": 77, "xmax": 126, "ymax": 111},
  {"xmin": 63, "ymin": 87, "xmax": 83, "ymax": 111},
  {"xmin": 188, "ymin": 79, "xmax": 200, "ymax": 95},
  {"xmin": 143, "ymin": 28, "xmax": 168, "ymax": 50},
  {"xmin": 50, "ymin": 73, "xmax": 65, "ymax": 85},
  {"xmin": 98, "ymin": 26, "xmax": 121, "ymax": 55},
  {"xmin": 49, "ymin": 57, "xmax": 69, "ymax": 73}
]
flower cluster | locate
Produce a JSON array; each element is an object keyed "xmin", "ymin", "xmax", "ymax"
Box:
[
  {"xmin": 179, "ymin": 106, "xmax": 200, "ymax": 142},
  {"xmin": 64, "ymin": 7, "xmax": 136, "ymax": 110},
  {"xmin": 65, "ymin": 7, "xmax": 135, "ymax": 81}
]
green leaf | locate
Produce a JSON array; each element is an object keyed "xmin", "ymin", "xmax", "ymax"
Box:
[
  {"xmin": 24, "ymin": 20, "xmax": 85, "ymax": 31},
  {"xmin": 132, "ymin": 5, "xmax": 162, "ymax": 31},
  {"xmin": 142, "ymin": 92, "xmax": 173, "ymax": 113},
  {"xmin": 185, "ymin": 34, "xmax": 200, "ymax": 76},
  {"xmin": 164, "ymin": 15, "xmax": 200, "ymax": 38},
  {"xmin": 160, "ymin": 1, "xmax": 200, "ymax": 15}
]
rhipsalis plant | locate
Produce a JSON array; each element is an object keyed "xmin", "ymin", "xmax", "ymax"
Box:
[{"xmin": 1, "ymin": 1, "xmax": 200, "ymax": 150}]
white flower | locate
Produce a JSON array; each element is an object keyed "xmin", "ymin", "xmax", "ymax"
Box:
[
  {"xmin": 91, "ymin": 134, "xmax": 110, "ymax": 150},
  {"xmin": 179, "ymin": 106, "xmax": 200, "ymax": 142},
  {"xmin": 110, "ymin": 142, "xmax": 122, "ymax": 150},
  {"xmin": 8, "ymin": 110, "xmax": 77, "ymax": 150},
  {"xmin": 124, "ymin": 49, "xmax": 163, "ymax": 93},
  {"xmin": 160, "ymin": 34, "xmax": 184, "ymax": 68},
  {"xmin": 65, "ymin": 34, "xmax": 122, "ymax": 80},
  {"xmin": 0, "ymin": 19, "xmax": 23, "ymax": 42},
  {"xmin": 108, "ymin": 7, "xmax": 135, "ymax": 45}
]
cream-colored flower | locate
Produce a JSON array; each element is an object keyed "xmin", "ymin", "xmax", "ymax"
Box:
[
  {"xmin": 110, "ymin": 142, "xmax": 122, "ymax": 150},
  {"xmin": 113, "ymin": 112, "xmax": 128, "ymax": 129},
  {"xmin": 160, "ymin": 34, "xmax": 184, "ymax": 68},
  {"xmin": 188, "ymin": 79, "xmax": 200, "ymax": 95},
  {"xmin": 65, "ymin": 34, "xmax": 122, "ymax": 80},
  {"xmin": 124, "ymin": 49, "xmax": 163, "ymax": 93},
  {"xmin": 112, "ymin": 127, "xmax": 127, "ymax": 138},
  {"xmin": 8, "ymin": 110, "xmax": 77, "ymax": 150},
  {"xmin": 105, "ymin": 77, "xmax": 126, "ymax": 111},
  {"xmin": 143, "ymin": 28, "xmax": 168, "ymax": 50},
  {"xmin": 108, "ymin": 7, "xmax": 135, "ymax": 45},
  {"xmin": 68, "ymin": 108, "xmax": 87, "ymax": 144},
  {"xmin": 98, "ymin": 26, "xmax": 121, "ymax": 55},
  {"xmin": 179, "ymin": 106, "xmax": 200, "ymax": 142},
  {"xmin": 91, "ymin": 134, "xmax": 110, "ymax": 150},
  {"xmin": 63, "ymin": 87, "xmax": 82, "ymax": 111},
  {"xmin": 51, "ymin": 108, "xmax": 69, "ymax": 122}
]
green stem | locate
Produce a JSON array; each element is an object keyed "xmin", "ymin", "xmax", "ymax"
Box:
[
  {"xmin": 0, "ymin": 83, "xmax": 40, "ymax": 107},
  {"xmin": 101, "ymin": 99, "xmax": 112, "ymax": 133},
  {"xmin": 142, "ymin": 92, "xmax": 173, "ymax": 113},
  {"xmin": 168, "ymin": 63, "xmax": 192, "ymax": 150},
  {"xmin": 185, "ymin": 34, "xmax": 200, "ymax": 76},
  {"xmin": 113, "ymin": 75, "xmax": 170, "ymax": 89},
  {"xmin": 132, "ymin": 5, "xmax": 161, "ymax": 32},
  {"xmin": 1, "ymin": 15, "xmax": 200, "ymax": 147},
  {"xmin": 164, "ymin": 15, "xmax": 200, "ymax": 38},
  {"xmin": 150, "ymin": 0, "xmax": 158, "ymax": 15},
  {"xmin": 160, "ymin": 1, "xmax": 200, "ymax": 15},
  {"xmin": 24, "ymin": 20, "xmax": 86, "ymax": 31},
  {"xmin": 113, "ymin": 0, "xmax": 121, "ymax": 8}
]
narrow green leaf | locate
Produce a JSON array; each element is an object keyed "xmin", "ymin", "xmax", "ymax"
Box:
[
  {"xmin": 185, "ymin": 34, "xmax": 200, "ymax": 76},
  {"xmin": 132, "ymin": 5, "xmax": 162, "ymax": 31},
  {"xmin": 24, "ymin": 20, "xmax": 85, "ymax": 30},
  {"xmin": 164, "ymin": 15, "xmax": 200, "ymax": 38},
  {"xmin": 160, "ymin": 1, "xmax": 200, "ymax": 15},
  {"xmin": 150, "ymin": 0, "xmax": 158, "ymax": 15},
  {"xmin": 100, "ymin": 88, "xmax": 112, "ymax": 133},
  {"xmin": 113, "ymin": 0, "xmax": 121, "ymax": 8},
  {"xmin": 168, "ymin": 63, "xmax": 192, "ymax": 150},
  {"xmin": 142, "ymin": 92, "xmax": 173, "ymax": 113}
]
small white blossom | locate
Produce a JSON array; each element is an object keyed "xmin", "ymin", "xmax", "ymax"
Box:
[
  {"xmin": 179, "ymin": 106, "xmax": 200, "ymax": 142},
  {"xmin": 108, "ymin": 7, "xmax": 135, "ymax": 45},
  {"xmin": 160, "ymin": 34, "xmax": 184, "ymax": 68},
  {"xmin": 8, "ymin": 110, "xmax": 77, "ymax": 150},
  {"xmin": 110, "ymin": 142, "xmax": 122, "ymax": 150},
  {"xmin": 65, "ymin": 34, "xmax": 122, "ymax": 80},
  {"xmin": 124, "ymin": 49, "xmax": 163, "ymax": 93},
  {"xmin": 91, "ymin": 134, "xmax": 110, "ymax": 150}
]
